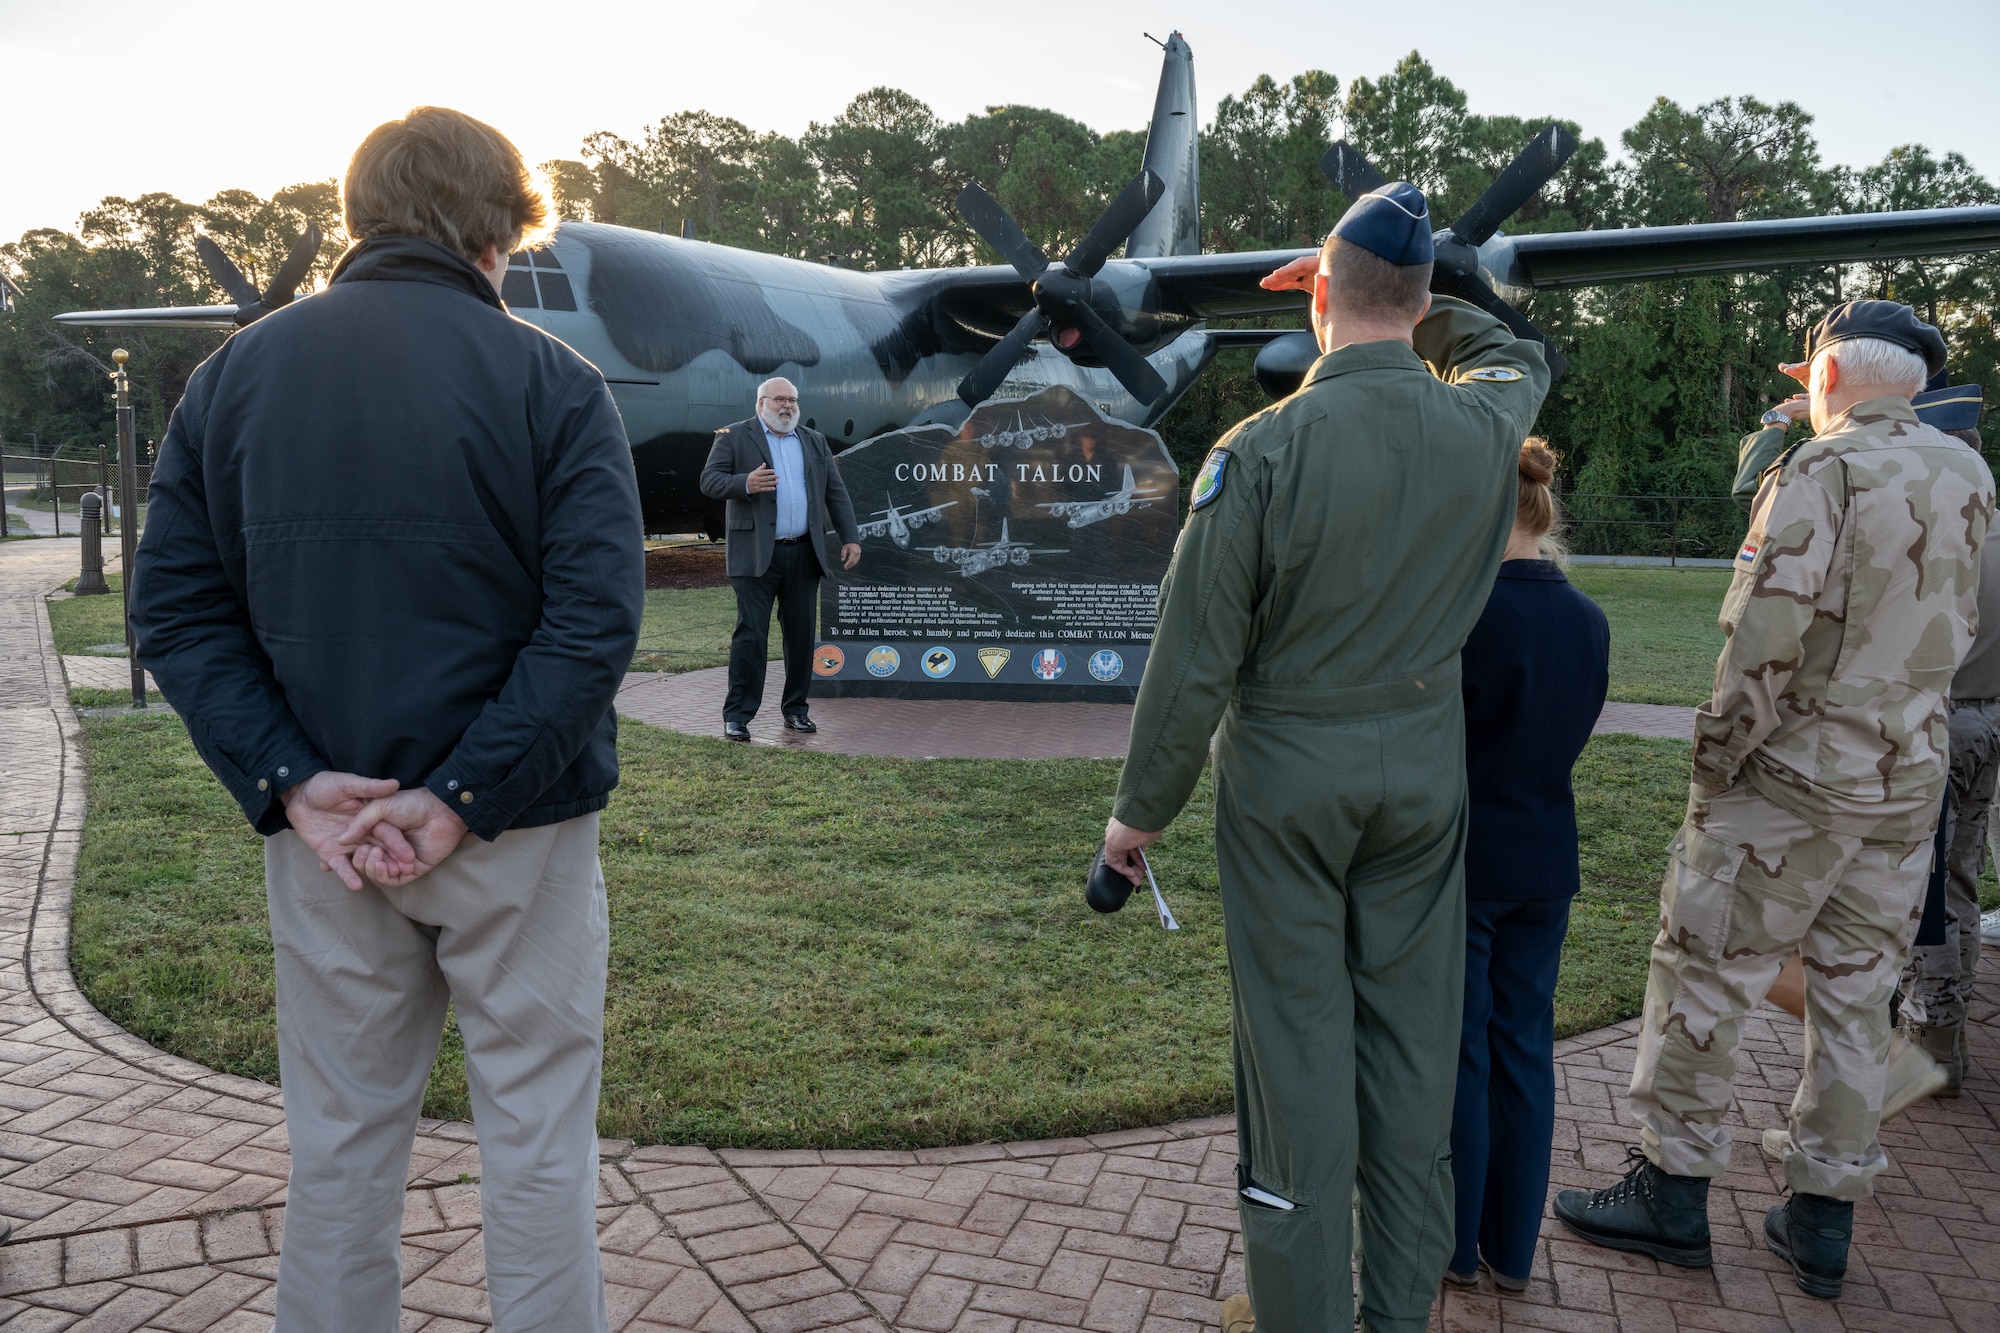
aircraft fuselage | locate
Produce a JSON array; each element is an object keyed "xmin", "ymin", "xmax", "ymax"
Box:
[{"xmin": 505, "ymin": 222, "xmax": 1219, "ymax": 536}]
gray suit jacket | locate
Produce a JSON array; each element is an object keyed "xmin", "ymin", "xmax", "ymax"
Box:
[{"xmin": 699, "ymin": 418, "xmax": 861, "ymax": 578}]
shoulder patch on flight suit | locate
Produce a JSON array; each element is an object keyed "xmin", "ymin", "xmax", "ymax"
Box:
[
  {"xmin": 1190, "ymin": 449, "xmax": 1232, "ymax": 511},
  {"xmin": 1464, "ymin": 366, "xmax": 1524, "ymax": 382}
]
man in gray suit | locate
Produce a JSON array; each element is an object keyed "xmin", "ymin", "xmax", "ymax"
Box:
[{"xmin": 700, "ymin": 377, "xmax": 861, "ymax": 741}]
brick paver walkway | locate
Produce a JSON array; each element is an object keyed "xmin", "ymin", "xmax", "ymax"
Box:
[
  {"xmin": 6, "ymin": 538, "xmax": 1998, "ymax": 1329},
  {"xmin": 615, "ymin": 668, "xmax": 1695, "ymax": 758}
]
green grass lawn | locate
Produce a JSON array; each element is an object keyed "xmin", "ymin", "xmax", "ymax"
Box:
[
  {"xmin": 66, "ymin": 564, "xmax": 1940, "ymax": 1145},
  {"xmin": 57, "ymin": 568, "xmax": 1729, "ymax": 700},
  {"xmin": 49, "ymin": 576, "xmax": 132, "ymax": 656},
  {"xmin": 631, "ymin": 586, "xmax": 778, "ymax": 674},
  {"xmin": 1566, "ymin": 565, "xmax": 1731, "ymax": 706},
  {"xmin": 71, "ymin": 713, "xmax": 1691, "ymax": 1147}
]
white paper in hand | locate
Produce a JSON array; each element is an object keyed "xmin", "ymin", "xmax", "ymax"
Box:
[{"xmin": 1139, "ymin": 852, "xmax": 1179, "ymax": 931}]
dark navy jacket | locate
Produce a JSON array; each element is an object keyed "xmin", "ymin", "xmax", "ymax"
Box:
[
  {"xmin": 130, "ymin": 235, "xmax": 644, "ymax": 842},
  {"xmin": 1460, "ymin": 560, "xmax": 1610, "ymax": 899}
]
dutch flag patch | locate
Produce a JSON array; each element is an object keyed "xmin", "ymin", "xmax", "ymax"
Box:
[{"xmin": 1737, "ymin": 541, "xmax": 1759, "ymax": 564}]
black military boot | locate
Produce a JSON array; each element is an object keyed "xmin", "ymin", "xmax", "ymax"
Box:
[
  {"xmin": 1764, "ymin": 1191, "xmax": 1853, "ymax": 1299},
  {"xmin": 1552, "ymin": 1147, "xmax": 1712, "ymax": 1267}
]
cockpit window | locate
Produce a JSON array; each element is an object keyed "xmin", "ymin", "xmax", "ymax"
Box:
[
  {"xmin": 501, "ymin": 269, "xmax": 538, "ymax": 308},
  {"xmin": 530, "ymin": 250, "xmax": 564, "ymax": 269},
  {"xmin": 537, "ymin": 272, "xmax": 578, "ymax": 311},
  {"xmin": 508, "ymin": 251, "xmax": 532, "ymax": 268}
]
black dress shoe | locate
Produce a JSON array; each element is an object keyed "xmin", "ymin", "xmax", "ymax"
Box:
[
  {"xmin": 784, "ymin": 713, "xmax": 817, "ymax": 733},
  {"xmin": 723, "ymin": 720, "xmax": 751, "ymax": 742}
]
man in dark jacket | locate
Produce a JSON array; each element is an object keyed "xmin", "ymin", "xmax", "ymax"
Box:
[
  {"xmin": 700, "ymin": 378, "xmax": 861, "ymax": 740},
  {"xmin": 129, "ymin": 108, "xmax": 641, "ymax": 1332}
]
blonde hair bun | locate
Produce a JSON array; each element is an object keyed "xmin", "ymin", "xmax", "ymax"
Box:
[
  {"xmin": 1518, "ymin": 437, "xmax": 1558, "ymax": 487},
  {"xmin": 1515, "ymin": 437, "xmax": 1568, "ymax": 562}
]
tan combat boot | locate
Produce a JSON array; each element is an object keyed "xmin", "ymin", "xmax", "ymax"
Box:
[
  {"xmin": 1221, "ymin": 1292, "xmax": 1255, "ymax": 1333},
  {"xmin": 1761, "ymin": 1033, "xmax": 1950, "ymax": 1160},
  {"xmin": 1908, "ymin": 1019, "xmax": 1965, "ymax": 1097}
]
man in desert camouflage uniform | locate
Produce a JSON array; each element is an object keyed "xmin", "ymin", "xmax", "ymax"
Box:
[
  {"xmin": 1737, "ymin": 381, "xmax": 1995, "ymax": 1095},
  {"xmin": 1554, "ymin": 301, "xmax": 1993, "ymax": 1301}
]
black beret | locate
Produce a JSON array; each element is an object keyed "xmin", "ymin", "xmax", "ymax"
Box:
[{"xmin": 1803, "ymin": 300, "xmax": 1947, "ymax": 379}]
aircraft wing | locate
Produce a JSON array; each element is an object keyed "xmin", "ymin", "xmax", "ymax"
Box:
[
  {"xmin": 1505, "ymin": 206, "xmax": 2000, "ymax": 288},
  {"xmin": 856, "ymin": 519, "xmax": 891, "ymax": 538},
  {"xmin": 1104, "ymin": 206, "xmax": 2000, "ymax": 318},
  {"xmin": 53, "ymin": 305, "xmax": 242, "ymax": 330}
]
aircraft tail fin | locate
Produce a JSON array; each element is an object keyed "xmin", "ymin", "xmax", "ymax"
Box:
[
  {"xmin": 1125, "ymin": 31, "xmax": 1200, "ymax": 258},
  {"xmin": 1120, "ymin": 463, "xmax": 1135, "ymax": 493}
]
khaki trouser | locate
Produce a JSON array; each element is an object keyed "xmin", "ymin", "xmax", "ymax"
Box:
[
  {"xmin": 265, "ymin": 814, "xmax": 611, "ymax": 1332},
  {"xmin": 1629, "ymin": 784, "xmax": 1929, "ymax": 1200},
  {"xmin": 1902, "ymin": 698, "xmax": 2000, "ymax": 1030},
  {"xmin": 1213, "ymin": 696, "xmax": 1465, "ymax": 1333}
]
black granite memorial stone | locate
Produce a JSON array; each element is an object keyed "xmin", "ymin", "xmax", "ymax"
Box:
[{"xmin": 815, "ymin": 386, "xmax": 1178, "ymax": 700}]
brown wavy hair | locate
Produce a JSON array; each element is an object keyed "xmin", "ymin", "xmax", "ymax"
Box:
[
  {"xmin": 343, "ymin": 107, "xmax": 550, "ymax": 265},
  {"xmin": 1517, "ymin": 437, "xmax": 1569, "ymax": 562}
]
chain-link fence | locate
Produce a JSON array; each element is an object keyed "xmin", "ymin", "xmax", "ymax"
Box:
[
  {"xmin": 1, "ymin": 453, "xmax": 150, "ymax": 538},
  {"xmin": 1565, "ymin": 493, "xmax": 1745, "ymax": 564}
]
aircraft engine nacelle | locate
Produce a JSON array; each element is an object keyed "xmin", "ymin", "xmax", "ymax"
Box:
[
  {"xmin": 1253, "ymin": 331, "xmax": 1320, "ymax": 400},
  {"xmin": 1056, "ymin": 264, "xmax": 1193, "ymax": 359}
]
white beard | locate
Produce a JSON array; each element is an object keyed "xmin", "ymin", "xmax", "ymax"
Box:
[{"xmin": 760, "ymin": 407, "xmax": 799, "ymax": 433}]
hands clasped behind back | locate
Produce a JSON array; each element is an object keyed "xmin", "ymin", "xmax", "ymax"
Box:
[{"xmin": 280, "ymin": 772, "xmax": 470, "ymax": 891}]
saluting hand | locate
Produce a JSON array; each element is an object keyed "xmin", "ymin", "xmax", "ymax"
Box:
[
  {"xmin": 746, "ymin": 463, "xmax": 778, "ymax": 494},
  {"xmin": 1260, "ymin": 255, "xmax": 1319, "ymax": 294}
]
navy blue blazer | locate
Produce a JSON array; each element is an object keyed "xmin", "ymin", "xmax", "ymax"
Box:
[{"xmin": 1460, "ymin": 560, "xmax": 1611, "ymax": 900}]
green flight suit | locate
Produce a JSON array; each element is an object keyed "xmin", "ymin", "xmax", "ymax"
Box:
[{"xmin": 1113, "ymin": 296, "xmax": 1550, "ymax": 1333}]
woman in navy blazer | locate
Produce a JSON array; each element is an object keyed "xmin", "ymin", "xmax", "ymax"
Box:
[{"xmin": 1446, "ymin": 440, "xmax": 1610, "ymax": 1292}]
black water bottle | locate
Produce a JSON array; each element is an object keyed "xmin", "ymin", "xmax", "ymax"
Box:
[{"xmin": 1085, "ymin": 842, "xmax": 1136, "ymax": 914}]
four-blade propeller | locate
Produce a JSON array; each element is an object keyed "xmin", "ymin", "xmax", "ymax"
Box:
[
  {"xmin": 194, "ymin": 221, "xmax": 323, "ymax": 328},
  {"xmin": 954, "ymin": 171, "xmax": 1169, "ymax": 409},
  {"xmin": 1321, "ymin": 124, "xmax": 1579, "ymax": 379}
]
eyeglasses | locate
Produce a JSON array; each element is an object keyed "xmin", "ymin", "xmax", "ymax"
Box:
[{"xmin": 762, "ymin": 395, "xmax": 799, "ymax": 405}]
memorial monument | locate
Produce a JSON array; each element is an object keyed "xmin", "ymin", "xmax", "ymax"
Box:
[{"xmin": 813, "ymin": 387, "xmax": 1178, "ymax": 700}]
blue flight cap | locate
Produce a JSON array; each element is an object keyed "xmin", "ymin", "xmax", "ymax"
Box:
[
  {"xmin": 1331, "ymin": 182, "xmax": 1434, "ymax": 267},
  {"xmin": 1913, "ymin": 383, "xmax": 1984, "ymax": 433}
]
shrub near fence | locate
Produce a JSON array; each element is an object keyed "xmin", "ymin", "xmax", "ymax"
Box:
[
  {"xmin": 1, "ymin": 453, "xmax": 151, "ymax": 535},
  {"xmin": 1566, "ymin": 493, "xmax": 1746, "ymax": 564}
]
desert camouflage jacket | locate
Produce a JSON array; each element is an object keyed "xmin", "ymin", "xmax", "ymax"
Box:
[{"xmin": 1692, "ymin": 397, "xmax": 1995, "ymax": 841}]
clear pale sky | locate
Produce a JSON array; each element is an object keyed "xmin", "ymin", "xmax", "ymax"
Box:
[{"xmin": 6, "ymin": 0, "xmax": 1997, "ymax": 244}]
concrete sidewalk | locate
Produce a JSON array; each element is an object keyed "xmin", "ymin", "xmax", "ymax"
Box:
[{"xmin": 5, "ymin": 538, "xmax": 1995, "ymax": 1330}]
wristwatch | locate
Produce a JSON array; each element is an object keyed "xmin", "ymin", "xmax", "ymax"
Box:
[{"xmin": 1760, "ymin": 408, "xmax": 1790, "ymax": 426}]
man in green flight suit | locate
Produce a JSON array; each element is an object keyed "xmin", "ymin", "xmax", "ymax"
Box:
[{"xmin": 1100, "ymin": 182, "xmax": 1551, "ymax": 1332}]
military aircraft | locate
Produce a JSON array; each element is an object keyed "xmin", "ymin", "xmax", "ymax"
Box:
[
  {"xmin": 921, "ymin": 519, "xmax": 1067, "ymax": 576},
  {"xmin": 855, "ymin": 495, "xmax": 957, "ymax": 547},
  {"xmin": 56, "ymin": 32, "xmax": 2000, "ymax": 538},
  {"xmin": 1037, "ymin": 463, "xmax": 1164, "ymax": 528}
]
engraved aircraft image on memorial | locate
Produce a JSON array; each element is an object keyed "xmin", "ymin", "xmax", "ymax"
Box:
[
  {"xmin": 1037, "ymin": 464, "xmax": 1165, "ymax": 528},
  {"xmin": 856, "ymin": 495, "xmax": 958, "ymax": 548},
  {"xmin": 920, "ymin": 519, "xmax": 1068, "ymax": 577},
  {"xmin": 976, "ymin": 413, "xmax": 1068, "ymax": 450},
  {"xmin": 54, "ymin": 31, "xmax": 2000, "ymax": 539}
]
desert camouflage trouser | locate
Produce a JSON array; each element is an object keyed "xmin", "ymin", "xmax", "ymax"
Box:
[
  {"xmin": 1629, "ymin": 782, "xmax": 1930, "ymax": 1200},
  {"xmin": 1901, "ymin": 698, "xmax": 2000, "ymax": 1031}
]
